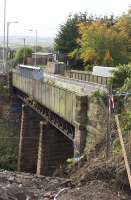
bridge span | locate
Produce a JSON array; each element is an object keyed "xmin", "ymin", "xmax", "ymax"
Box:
[{"xmin": 9, "ymin": 67, "xmax": 107, "ymax": 176}]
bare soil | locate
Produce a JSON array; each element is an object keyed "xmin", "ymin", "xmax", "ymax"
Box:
[{"xmin": 0, "ymin": 155, "xmax": 130, "ymax": 200}]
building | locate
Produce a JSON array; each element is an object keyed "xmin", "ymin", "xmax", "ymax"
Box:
[
  {"xmin": 32, "ymin": 52, "xmax": 54, "ymax": 65},
  {"xmin": 46, "ymin": 61, "xmax": 66, "ymax": 75}
]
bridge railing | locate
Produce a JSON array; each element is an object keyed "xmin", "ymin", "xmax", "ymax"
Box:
[
  {"xmin": 65, "ymin": 70, "xmax": 109, "ymax": 85},
  {"xmin": 12, "ymin": 71, "xmax": 87, "ymax": 125}
]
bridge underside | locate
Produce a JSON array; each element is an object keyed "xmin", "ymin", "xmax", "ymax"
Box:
[
  {"xmin": 11, "ymin": 86, "xmax": 87, "ymax": 176},
  {"xmin": 12, "ymin": 88, "xmax": 74, "ymax": 176},
  {"xmin": 17, "ymin": 103, "xmax": 74, "ymax": 176}
]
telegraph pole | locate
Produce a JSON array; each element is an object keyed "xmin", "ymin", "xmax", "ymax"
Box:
[{"xmin": 105, "ymin": 84, "xmax": 112, "ymax": 160}]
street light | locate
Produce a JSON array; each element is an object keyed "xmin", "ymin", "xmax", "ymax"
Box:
[
  {"xmin": 6, "ymin": 21, "xmax": 18, "ymax": 69},
  {"xmin": 7, "ymin": 21, "xmax": 18, "ymax": 56},
  {"xmin": 29, "ymin": 29, "xmax": 37, "ymax": 66},
  {"xmin": 17, "ymin": 37, "xmax": 26, "ymax": 65},
  {"xmin": 3, "ymin": 0, "xmax": 7, "ymax": 68}
]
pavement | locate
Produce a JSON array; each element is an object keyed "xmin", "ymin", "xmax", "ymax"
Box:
[{"xmin": 43, "ymin": 72, "xmax": 107, "ymax": 95}]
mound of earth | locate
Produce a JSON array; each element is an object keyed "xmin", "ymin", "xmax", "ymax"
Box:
[
  {"xmin": 0, "ymin": 166, "xmax": 130, "ymax": 200},
  {"xmin": 57, "ymin": 180, "xmax": 129, "ymax": 200}
]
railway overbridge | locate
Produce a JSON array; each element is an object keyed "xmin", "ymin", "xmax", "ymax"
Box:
[{"xmin": 9, "ymin": 67, "xmax": 108, "ymax": 176}]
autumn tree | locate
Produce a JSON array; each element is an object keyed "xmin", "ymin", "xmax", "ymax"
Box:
[
  {"xmin": 70, "ymin": 20, "xmax": 129, "ymax": 67},
  {"xmin": 54, "ymin": 12, "xmax": 94, "ymax": 67},
  {"xmin": 115, "ymin": 9, "xmax": 131, "ymax": 59}
]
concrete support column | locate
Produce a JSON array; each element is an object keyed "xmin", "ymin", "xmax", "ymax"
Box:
[
  {"xmin": 74, "ymin": 95, "xmax": 88, "ymax": 155},
  {"xmin": 17, "ymin": 104, "xmax": 40, "ymax": 173},
  {"xmin": 17, "ymin": 104, "xmax": 28, "ymax": 172},
  {"xmin": 36, "ymin": 122, "xmax": 73, "ymax": 176},
  {"xmin": 36, "ymin": 121, "xmax": 47, "ymax": 176}
]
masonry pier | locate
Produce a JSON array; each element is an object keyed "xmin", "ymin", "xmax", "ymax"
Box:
[{"xmin": 17, "ymin": 104, "xmax": 41, "ymax": 173}]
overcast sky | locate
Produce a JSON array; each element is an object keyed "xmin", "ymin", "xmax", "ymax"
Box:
[{"xmin": 0, "ymin": 0, "xmax": 130, "ymax": 38}]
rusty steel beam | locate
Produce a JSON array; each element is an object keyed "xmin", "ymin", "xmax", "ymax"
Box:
[{"xmin": 13, "ymin": 87, "xmax": 75, "ymax": 141}]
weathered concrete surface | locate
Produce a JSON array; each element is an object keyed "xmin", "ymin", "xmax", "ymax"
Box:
[
  {"xmin": 74, "ymin": 95, "xmax": 88, "ymax": 155},
  {"xmin": 17, "ymin": 105, "xmax": 41, "ymax": 173},
  {"xmin": 12, "ymin": 71, "xmax": 85, "ymax": 124},
  {"xmin": 36, "ymin": 121, "xmax": 47, "ymax": 176}
]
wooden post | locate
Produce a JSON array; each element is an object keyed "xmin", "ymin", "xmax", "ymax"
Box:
[{"xmin": 115, "ymin": 115, "xmax": 131, "ymax": 189}]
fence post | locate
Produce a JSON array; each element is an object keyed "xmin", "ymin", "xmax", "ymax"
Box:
[{"xmin": 115, "ymin": 115, "xmax": 131, "ymax": 189}]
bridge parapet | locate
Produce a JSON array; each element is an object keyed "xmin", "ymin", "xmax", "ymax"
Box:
[{"xmin": 65, "ymin": 70, "xmax": 109, "ymax": 85}]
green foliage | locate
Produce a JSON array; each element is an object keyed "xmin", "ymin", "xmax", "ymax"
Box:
[
  {"xmin": 54, "ymin": 12, "xmax": 93, "ymax": 62},
  {"xmin": 91, "ymin": 90, "xmax": 102, "ymax": 98},
  {"xmin": 68, "ymin": 10, "xmax": 131, "ymax": 67},
  {"xmin": 0, "ymin": 85, "xmax": 19, "ymax": 170},
  {"xmin": 0, "ymin": 142, "xmax": 18, "ymax": 170},
  {"xmin": 91, "ymin": 90, "xmax": 107, "ymax": 102},
  {"xmin": 54, "ymin": 15, "xmax": 79, "ymax": 54},
  {"xmin": 71, "ymin": 21, "xmax": 129, "ymax": 66},
  {"xmin": 113, "ymin": 138, "xmax": 122, "ymax": 153},
  {"xmin": 110, "ymin": 64, "xmax": 131, "ymax": 89},
  {"xmin": 84, "ymin": 64, "xmax": 93, "ymax": 71},
  {"xmin": 120, "ymin": 78, "xmax": 131, "ymax": 132},
  {"xmin": 121, "ymin": 110, "xmax": 131, "ymax": 132},
  {"xmin": 14, "ymin": 47, "xmax": 32, "ymax": 65},
  {"xmin": 111, "ymin": 64, "xmax": 131, "ymax": 133},
  {"xmin": 66, "ymin": 158, "xmax": 75, "ymax": 170},
  {"xmin": 119, "ymin": 77, "xmax": 131, "ymax": 92}
]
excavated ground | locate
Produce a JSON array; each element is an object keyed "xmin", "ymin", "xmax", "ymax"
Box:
[{"xmin": 0, "ymin": 155, "xmax": 130, "ymax": 200}]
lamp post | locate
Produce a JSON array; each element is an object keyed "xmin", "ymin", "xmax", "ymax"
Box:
[
  {"xmin": 29, "ymin": 29, "xmax": 37, "ymax": 66},
  {"xmin": 23, "ymin": 38, "xmax": 26, "ymax": 65},
  {"xmin": 17, "ymin": 37, "xmax": 26, "ymax": 64},
  {"xmin": 6, "ymin": 21, "xmax": 18, "ymax": 69},
  {"xmin": 3, "ymin": 0, "xmax": 7, "ymax": 68}
]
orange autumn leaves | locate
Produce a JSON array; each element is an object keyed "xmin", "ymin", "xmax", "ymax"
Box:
[{"xmin": 69, "ymin": 16, "xmax": 131, "ymax": 66}]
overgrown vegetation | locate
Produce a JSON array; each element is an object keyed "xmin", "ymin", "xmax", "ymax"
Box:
[
  {"xmin": 0, "ymin": 84, "xmax": 19, "ymax": 170},
  {"xmin": 110, "ymin": 64, "xmax": 131, "ymax": 133},
  {"xmin": 14, "ymin": 47, "xmax": 32, "ymax": 66},
  {"xmin": 55, "ymin": 9, "xmax": 131, "ymax": 69}
]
